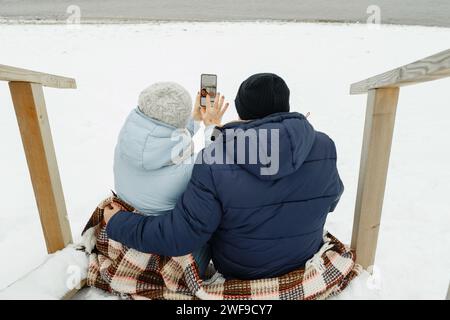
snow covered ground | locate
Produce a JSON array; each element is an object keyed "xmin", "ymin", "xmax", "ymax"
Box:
[{"xmin": 0, "ymin": 22, "xmax": 449, "ymax": 299}]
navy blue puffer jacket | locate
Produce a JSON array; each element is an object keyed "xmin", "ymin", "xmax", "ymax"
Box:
[{"xmin": 107, "ymin": 112, "xmax": 344, "ymax": 280}]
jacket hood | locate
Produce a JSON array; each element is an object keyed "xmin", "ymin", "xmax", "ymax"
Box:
[
  {"xmin": 218, "ymin": 112, "xmax": 316, "ymax": 180},
  {"xmin": 116, "ymin": 108, "xmax": 193, "ymax": 171}
]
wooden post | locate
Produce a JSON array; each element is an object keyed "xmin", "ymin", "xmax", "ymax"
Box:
[
  {"xmin": 9, "ymin": 81, "xmax": 73, "ymax": 253},
  {"xmin": 351, "ymin": 87, "xmax": 399, "ymax": 269},
  {"xmin": 350, "ymin": 49, "xmax": 450, "ymax": 270}
]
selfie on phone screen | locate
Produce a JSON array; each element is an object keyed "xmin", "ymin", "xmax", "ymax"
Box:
[{"xmin": 200, "ymin": 74, "xmax": 217, "ymax": 107}]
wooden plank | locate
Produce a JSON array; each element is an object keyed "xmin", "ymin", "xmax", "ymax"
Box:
[
  {"xmin": 0, "ymin": 64, "xmax": 76, "ymax": 89},
  {"xmin": 351, "ymin": 87, "xmax": 399, "ymax": 269},
  {"xmin": 62, "ymin": 279, "xmax": 87, "ymax": 300},
  {"xmin": 350, "ymin": 49, "xmax": 450, "ymax": 94},
  {"xmin": 9, "ymin": 81, "xmax": 73, "ymax": 253}
]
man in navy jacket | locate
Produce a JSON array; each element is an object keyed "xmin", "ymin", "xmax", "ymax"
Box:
[{"xmin": 105, "ymin": 73, "xmax": 344, "ymax": 280}]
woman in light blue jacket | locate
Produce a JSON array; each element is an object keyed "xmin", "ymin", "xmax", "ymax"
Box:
[{"xmin": 113, "ymin": 82, "xmax": 213, "ymax": 276}]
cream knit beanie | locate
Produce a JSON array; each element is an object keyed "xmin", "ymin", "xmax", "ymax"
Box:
[{"xmin": 138, "ymin": 82, "xmax": 192, "ymax": 128}]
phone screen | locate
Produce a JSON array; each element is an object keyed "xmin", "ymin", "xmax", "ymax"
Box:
[{"xmin": 200, "ymin": 74, "xmax": 217, "ymax": 107}]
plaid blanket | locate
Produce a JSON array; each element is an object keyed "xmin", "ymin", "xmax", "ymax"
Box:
[{"xmin": 80, "ymin": 195, "xmax": 361, "ymax": 300}]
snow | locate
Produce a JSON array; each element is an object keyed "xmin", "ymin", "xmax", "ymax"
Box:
[
  {"xmin": 0, "ymin": 22, "xmax": 449, "ymax": 299},
  {"xmin": 0, "ymin": 246, "xmax": 88, "ymax": 299}
]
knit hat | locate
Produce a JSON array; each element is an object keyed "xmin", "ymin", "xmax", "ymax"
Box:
[
  {"xmin": 235, "ymin": 73, "xmax": 290, "ymax": 120},
  {"xmin": 138, "ymin": 82, "xmax": 192, "ymax": 128}
]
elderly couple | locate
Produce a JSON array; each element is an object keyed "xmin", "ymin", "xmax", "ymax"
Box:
[{"xmin": 104, "ymin": 73, "xmax": 344, "ymax": 280}]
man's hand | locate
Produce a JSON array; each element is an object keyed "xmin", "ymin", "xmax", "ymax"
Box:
[{"xmin": 103, "ymin": 202, "xmax": 124, "ymax": 224}]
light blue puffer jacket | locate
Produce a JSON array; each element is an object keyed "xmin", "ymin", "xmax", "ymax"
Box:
[
  {"xmin": 114, "ymin": 108, "xmax": 211, "ymax": 275},
  {"xmin": 114, "ymin": 108, "xmax": 197, "ymax": 215}
]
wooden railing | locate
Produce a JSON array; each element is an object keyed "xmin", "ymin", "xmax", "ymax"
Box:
[
  {"xmin": 350, "ymin": 49, "xmax": 450, "ymax": 269},
  {"xmin": 0, "ymin": 64, "xmax": 76, "ymax": 253}
]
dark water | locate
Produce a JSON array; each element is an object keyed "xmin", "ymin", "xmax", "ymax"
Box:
[{"xmin": 1, "ymin": 0, "xmax": 449, "ymax": 27}]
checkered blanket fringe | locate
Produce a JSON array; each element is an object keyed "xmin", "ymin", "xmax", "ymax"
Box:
[{"xmin": 80, "ymin": 195, "xmax": 361, "ymax": 300}]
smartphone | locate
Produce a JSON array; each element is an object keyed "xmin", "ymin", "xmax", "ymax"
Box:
[{"xmin": 200, "ymin": 74, "xmax": 217, "ymax": 107}]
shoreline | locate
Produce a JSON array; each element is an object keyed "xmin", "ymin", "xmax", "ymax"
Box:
[
  {"xmin": 0, "ymin": 18, "xmax": 449, "ymax": 30},
  {"xmin": 1, "ymin": 0, "xmax": 450, "ymax": 28}
]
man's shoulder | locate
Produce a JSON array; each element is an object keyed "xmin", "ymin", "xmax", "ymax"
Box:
[
  {"xmin": 315, "ymin": 130, "xmax": 335, "ymax": 146},
  {"xmin": 307, "ymin": 130, "xmax": 337, "ymax": 161}
]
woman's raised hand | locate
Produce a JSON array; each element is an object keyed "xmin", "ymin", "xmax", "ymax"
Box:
[
  {"xmin": 192, "ymin": 92, "xmax": 203, "ymax": 122},
  {"xmin": 201, "ymin": 93, "xmax": 229, "ymax": 127}
]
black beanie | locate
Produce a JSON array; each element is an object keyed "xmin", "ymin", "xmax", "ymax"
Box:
[{"xmin": 235, "ymin": 73, "xmax": 290, "ymax": 120}]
